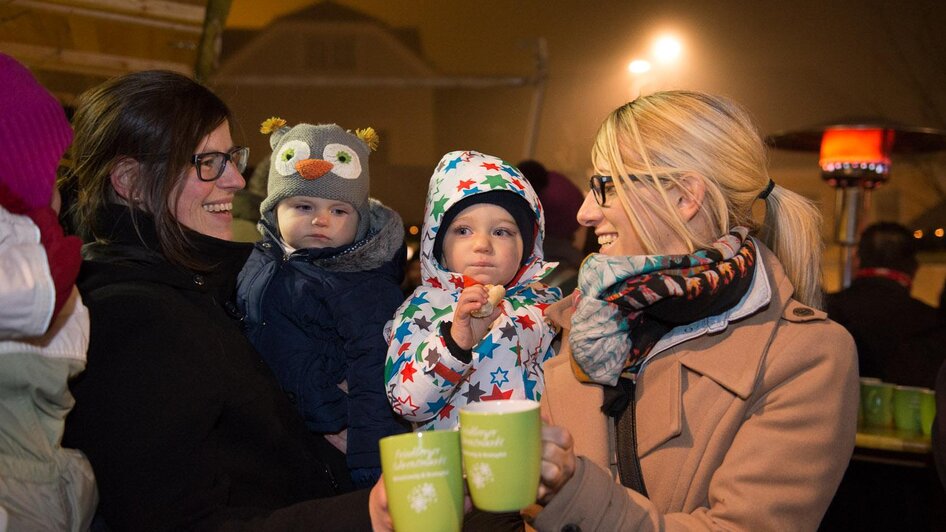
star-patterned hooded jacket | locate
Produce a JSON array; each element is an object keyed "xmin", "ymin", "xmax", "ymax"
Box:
[{"xmin": 385, "ymin": 150, "xmax": 561, "ymax": 430}]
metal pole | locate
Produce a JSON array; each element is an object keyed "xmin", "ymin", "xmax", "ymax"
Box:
[
  {"xmin": 522, "ymin": 38, "xmax": 548, "ymax": 160},
  {"xmin": 835, "ymin": 186, "xmax": 867, "ymax": 288}
]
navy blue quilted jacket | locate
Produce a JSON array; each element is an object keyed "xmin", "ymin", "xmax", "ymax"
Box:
[{"xmin": 237, "ymin": 199, "xmax": 408, "ymax": 470}]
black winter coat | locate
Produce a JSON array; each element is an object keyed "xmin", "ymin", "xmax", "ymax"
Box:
[
  {"xmin": 63, "ymin": 205, "xmax": 371, "ymax": 531},
  {"xmin": 826, "ymin": 275, "xmax": 946, "ymax": 388},
  {"xmin": 237, "ymin": 199, "xmax": 409, "ymax": 471}
]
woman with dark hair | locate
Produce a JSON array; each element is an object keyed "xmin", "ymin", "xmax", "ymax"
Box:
[{"xmin": 62, "ymin": 70, "xmax": 378, "ymax": 530}]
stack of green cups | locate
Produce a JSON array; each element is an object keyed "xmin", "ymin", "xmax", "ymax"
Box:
[
  {"xmin": 893, "ymin": 385, "xmax": 925, "ymax": 432},
  {"xmin": 859, "ymin": 377, "xmax": 937, "ymax": 437},
  {"xmin": 920, "ymin": 389, "xmax": 936, "ymax": 437},
  {"xmin": 860, "ymin": 378, "xmax": 894, "ymax": 429}
]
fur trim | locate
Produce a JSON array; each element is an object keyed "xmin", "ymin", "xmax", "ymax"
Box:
[{"xmin": 312, "ymin": 198, "xmax": 404, "ymax": 272}]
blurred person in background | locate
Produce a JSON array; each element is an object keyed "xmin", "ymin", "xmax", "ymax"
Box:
[
  {"xmin": 517, "ymin": 159, "xmax": 585, "ymax": 294},
  {"xmin": 826, "ymin": 221, "xmax": 946, "ymax": 388}
]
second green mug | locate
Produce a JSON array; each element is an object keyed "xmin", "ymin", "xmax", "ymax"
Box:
[{"xmin": 459, "ymin": 399, "xmax": 542, "ymax": 512}]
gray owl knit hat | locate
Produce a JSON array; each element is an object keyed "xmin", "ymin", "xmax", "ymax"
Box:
[{"xmin": 259, "ymin": 118, "xmax": 379, "ymax": 242}]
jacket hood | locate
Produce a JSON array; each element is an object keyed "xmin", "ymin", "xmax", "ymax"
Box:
[
  {"xmin": 259, "ymin": 197, "xmax": 405, "ymax": 274},
  {"xmin": 419, "ymin": 150, "xmax": 556, "ymax": 292}
]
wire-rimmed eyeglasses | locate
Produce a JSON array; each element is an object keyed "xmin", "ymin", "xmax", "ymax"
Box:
[{"xmin": 192, "ymin": 146, "xmax": 250, "ymax": 182}]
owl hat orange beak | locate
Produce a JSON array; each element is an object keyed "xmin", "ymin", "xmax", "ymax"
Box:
[{"xmin": 295, "ymin": 159, "xmax": 333, "ymax": 180}]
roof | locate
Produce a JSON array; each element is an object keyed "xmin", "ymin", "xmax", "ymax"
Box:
[
  {"xmin": 220, "ymin": 0, "xmax": 424, "ymax": 64},
  {"xmin": 0, "ymin": 0, "xmax": 210, "ymax": 105}
]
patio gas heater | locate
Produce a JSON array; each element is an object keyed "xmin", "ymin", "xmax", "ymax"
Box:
[{"xmin": 767, "ymin": 120, "xmax": 946, "ymax": 288}]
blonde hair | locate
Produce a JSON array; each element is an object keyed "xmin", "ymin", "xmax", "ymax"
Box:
[{"xmin": 591, "ymin": 90, "xmax": 824, "ymax": 308}]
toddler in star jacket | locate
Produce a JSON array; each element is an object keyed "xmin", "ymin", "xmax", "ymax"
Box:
[{"xmin": 385, "ymin": 150, "xmax": 561, "ymax": 430}]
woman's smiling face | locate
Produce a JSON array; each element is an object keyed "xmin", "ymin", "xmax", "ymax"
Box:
[
  {"xmin": 171, "ymin": 120, "xmax": 245, "ymax": 241},
  {"xmin": 577, "ymin": 175, "xmax": 651, "ymax": 257}
]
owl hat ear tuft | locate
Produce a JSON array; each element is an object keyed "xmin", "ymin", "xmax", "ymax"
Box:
[
  {"xmin": 353, "ymin": 127, "xmax": 380, "ymax": 151},
  {"xmin": 260, "ymin": 116, "xmax": 291, "ymax": 149}
]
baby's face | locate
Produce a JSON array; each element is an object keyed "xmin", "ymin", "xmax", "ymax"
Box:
[
  {"xmin": 441, "ymin": 203, "xmax": 523, "ymax": 286},
  {"xmin": 276, "ymin": 195, "xmax": 358, "ymax": 249}
]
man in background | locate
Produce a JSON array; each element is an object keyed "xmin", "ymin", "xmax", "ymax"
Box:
[{"xmin": 826, "ymin": 221, "xmax": 945, "ymax": 388}]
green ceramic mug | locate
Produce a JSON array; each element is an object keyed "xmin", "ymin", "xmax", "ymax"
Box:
[
  {"xmin": 459, "ymin": 399, "xmax": 541, "ymax": 512},
  {"xmin": 920, "ymin": 389, "xmax": 937, "ymax": 437},
  {"xmin": 893, "ymin": 385, "xmax": 924, "ymax": 433},
  {"xmin": 379, "ymin": 430, "xmax": 464, "ymax": 532},
  {"xmin": 861, "ymin": 378, "xmax": 894, "ymax": 429}
]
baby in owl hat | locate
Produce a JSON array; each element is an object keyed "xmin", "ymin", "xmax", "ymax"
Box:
[{"xmin": 236, "ymin": 119, "xmax": 408, "ymax": 488}]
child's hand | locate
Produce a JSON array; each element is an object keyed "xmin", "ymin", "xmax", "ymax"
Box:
[{"xmin": 451, "ymin": 284, "xmax": 503, "ymax": 350}]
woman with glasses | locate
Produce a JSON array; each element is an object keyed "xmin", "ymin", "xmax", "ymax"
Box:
[
  {"xmin": 61, "ymin": 71, "xmax": 379, "ymax": 530},
  {"xmin": 531, "ymin": 91, "xmax": 858, "ymax": 531}
]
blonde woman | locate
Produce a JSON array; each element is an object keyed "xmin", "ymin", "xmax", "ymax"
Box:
[{"xmin": 532, "ymin": 91, "xmax": 858, "ymax": 531}]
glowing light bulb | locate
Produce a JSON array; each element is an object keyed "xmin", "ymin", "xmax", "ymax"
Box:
[
  {"xmin": 653, "ymin": 36, "xmax": 682, "ymax": 63},
  {"xmin": 628, "ymin": 59, "xmax": 651, "ymax": 74}
]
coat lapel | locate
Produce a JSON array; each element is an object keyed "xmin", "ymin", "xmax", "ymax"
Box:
[
  {"xmin": 541, "ymin": 354, "xmax": 611, "ymax": 468},
  {"xmin": 636, "ymin": 246, "xmax": 792, "ymax": 456}
]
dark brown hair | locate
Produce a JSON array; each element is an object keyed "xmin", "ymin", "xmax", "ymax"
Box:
[
  {"xmin": 857, "ymin": 221, "xmax": 918, "ymax": 275},
  {"xmin": 66, "ymin": 70, "xmax": 231, "ymax": 269}
]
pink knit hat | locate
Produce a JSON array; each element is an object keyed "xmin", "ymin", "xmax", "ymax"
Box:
[{"xmin": 0, "ymin": 53, "xmax": 73, "ymax": 211}]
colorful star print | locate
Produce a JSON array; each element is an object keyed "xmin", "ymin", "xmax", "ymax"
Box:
[
  {"xmin": 385, "ymin": 150, "xmax": 562, "ymax": 430},
  {"xmin": 431, "ymin": 196, "xmax": 449, "ymax": 221},
  {"xmin": 515, "ymin": 314, "xmax": 536, "ymax": 330},
  {"xmin": 481, "ymin": 384, "xmax": 514, "ymax": 401},
  {"xmin": 401, "ymin": 361, "xmax": 417, "ymax": 382},
  {"xmin": 474, "ymin": 335, "xmax": 500, "ymax": 361},
  {"xmin": 482, "ymin": 173, "xmax": 508, "ymax": 190},
  {"xmin": 394, "ymin": 321, "xmax": 412, "ymax": 343},
  {"xmin": 443, "ymin": 156, "xmax": 462, "ymax": 173},
  {"xmin": 490, "ymin": 367, "xmax": 510, "ymax": 386}
]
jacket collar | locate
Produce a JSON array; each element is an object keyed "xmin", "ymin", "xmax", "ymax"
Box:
[
  {"xmin": 258, "ymin": 198, "xmax": 405, "ymax": 274},
  {"xmin": 80, "ymin": 204, "xmax": 252, "ymax": 298},
  {"xmin": 672, "ymin": 243, "xmax": 779, "ymax": 400},
  {"xmin": 636, "ymin": 244, "xmax": 825, "ymax": 456}
]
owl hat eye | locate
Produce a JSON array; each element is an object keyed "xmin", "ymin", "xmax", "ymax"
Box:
[
  {"xmin": 274, "ymin": 140, "xmax": 311, "ymax": 176},
  {"xmin": 322, "ymin": 143, "xmax": 362, "ymax": 180}
]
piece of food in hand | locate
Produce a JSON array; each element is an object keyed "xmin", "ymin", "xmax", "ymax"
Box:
[{"xmin": 471, "ymin": 284, "xmax": 506, "ymax": 318}]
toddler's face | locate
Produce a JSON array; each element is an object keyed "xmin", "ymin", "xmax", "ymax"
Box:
[
  {"xmin": 442, "ymin": 203, "xmax": 523, "ymax": 286},
  {"xmin": 276, "ymin": 195, "xmax": 359, "ymax": 249}
]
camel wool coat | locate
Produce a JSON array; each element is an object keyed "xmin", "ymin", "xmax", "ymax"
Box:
[{"xmin": 533, "ymin": 245, "xmax": 859, "ymax": 531}]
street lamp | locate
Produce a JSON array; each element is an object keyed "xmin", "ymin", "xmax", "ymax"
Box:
[
  {"xmin": 653, "ymin": 35, "xmax": 682, "ymax": 63},
  {"xmin": 628, "ymin": 59, "xmax": 651, "ymax": 74},
  {"xmin": 628, "ymin": 34, "xmax": 683, "ymax": 98}
]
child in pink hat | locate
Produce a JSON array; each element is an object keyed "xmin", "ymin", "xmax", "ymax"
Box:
[{"xmin": 0, "ymin": 53, "xmax": 97, "ymax": 531}]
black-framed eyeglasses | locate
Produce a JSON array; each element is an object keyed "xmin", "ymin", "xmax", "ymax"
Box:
[
  {"xmin": 590, "ymin": 174, "xmax": 641, "ymax": 207},
  {"xmin": 192, "ymin": 146, "xmax": 250, "ymax": 182}
]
